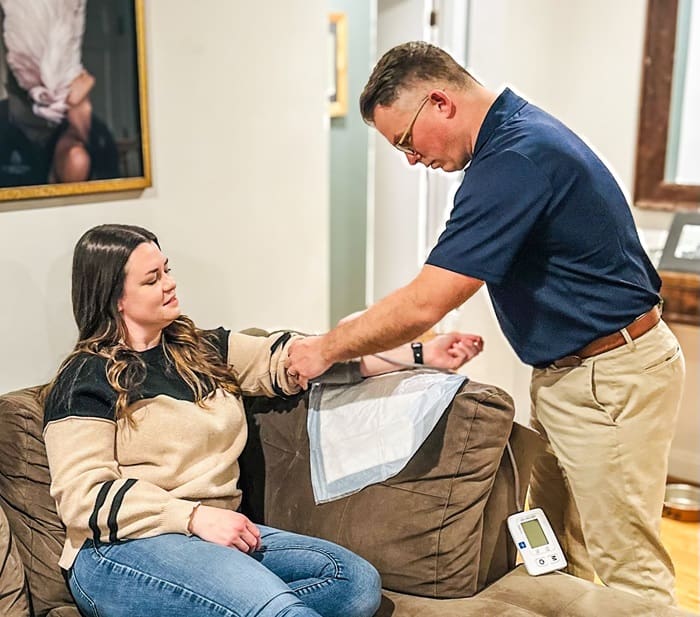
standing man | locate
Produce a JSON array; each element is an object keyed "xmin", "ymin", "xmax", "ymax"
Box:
[{"xmin": 287, "ymin": 41, "xmax": 685, "ymax": 605}]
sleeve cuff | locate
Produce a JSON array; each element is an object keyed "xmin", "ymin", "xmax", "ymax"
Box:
[{"xmin": 162, "ymin": 498, "xmax": 201, "ymax": 535}]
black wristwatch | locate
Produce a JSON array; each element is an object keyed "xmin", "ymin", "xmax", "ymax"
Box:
[{"xmin": 411, "ymin": 342, "xmax": 424, "ymax": 364}]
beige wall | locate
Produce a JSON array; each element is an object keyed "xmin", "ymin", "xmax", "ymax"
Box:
[{"xmin": 0, "ymin": 0, "xmax": 330, "ymax": 393}]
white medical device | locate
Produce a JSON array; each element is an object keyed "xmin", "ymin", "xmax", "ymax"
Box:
[{"xmin": 507, "ymin": 508, "xmax": 567, "ymax": 575}]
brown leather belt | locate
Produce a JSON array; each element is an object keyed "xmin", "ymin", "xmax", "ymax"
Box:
[{"xmin": 550, "ymin": 304, "xmax": 662, "ymax": 369}]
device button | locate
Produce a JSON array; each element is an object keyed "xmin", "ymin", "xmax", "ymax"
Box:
[
  {"xmin": 538, "ymin": 558, "xmax": 546, "ymax": 566},
  {"xmin": 551, "ymin": 555, "xmax": 559, "ymax": 561},
  {"xmin": 518, "ymin": 541, "xmax": 526, "ymax": 549}
]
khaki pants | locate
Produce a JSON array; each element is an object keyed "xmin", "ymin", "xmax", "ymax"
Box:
[{"xmin": 529, "ymin": 320, "xmax": 685, "ymax": 605}]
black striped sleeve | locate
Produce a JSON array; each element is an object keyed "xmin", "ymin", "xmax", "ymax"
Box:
[
  {"xmin": 89, "ymin": 480, "xmax": 115, "ymax": 544},
  {"xmin": 107, "ymin": 479, "xmax": 138, "ymax": 543}
]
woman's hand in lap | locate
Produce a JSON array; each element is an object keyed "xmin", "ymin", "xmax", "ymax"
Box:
[{"xmin": 188, "ymin": 505, "xmax": 262, "ymax": 552}]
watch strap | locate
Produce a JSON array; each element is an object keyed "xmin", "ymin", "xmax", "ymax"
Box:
[{"xmin": 411, "ymin": 341, "xmax": 424, "ymax": 364}]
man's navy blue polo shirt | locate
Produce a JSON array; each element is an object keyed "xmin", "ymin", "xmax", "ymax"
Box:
[{"xmin": 426, "ymin": 88, "xmax": 660, "ymax": 366}]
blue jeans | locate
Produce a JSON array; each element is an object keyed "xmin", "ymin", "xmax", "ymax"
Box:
[{"xmin": 68, "ymin": 525, "xmax": 381, "ymax": 617}]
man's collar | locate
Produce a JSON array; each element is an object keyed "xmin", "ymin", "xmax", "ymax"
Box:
[{"xmin": 472, "ymin": 88, "xmax": 527, "ymax": 159}]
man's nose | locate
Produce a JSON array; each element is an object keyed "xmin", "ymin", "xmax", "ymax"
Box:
[{"xmin": 406, "ymin": 152, "xmax": 420, "ymax": 166}]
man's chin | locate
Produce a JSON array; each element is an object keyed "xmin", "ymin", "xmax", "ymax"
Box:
[
  {"xmin": 456, "ymin": 156, "xmax": 472, "ymax": 171},
  {"xmin": 440, "ymin": 162, "xmax": 460, "ymax": 172}
]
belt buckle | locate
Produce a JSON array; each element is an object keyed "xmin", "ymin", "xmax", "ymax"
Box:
[{"xmin": 552, "ymin": 355, "xmax": 583, "ymax": 369}]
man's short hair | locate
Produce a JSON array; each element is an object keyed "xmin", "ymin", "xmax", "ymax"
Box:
[{"xmin": 359, "ymin": 41, "xmax": 475, "ymax": 124}]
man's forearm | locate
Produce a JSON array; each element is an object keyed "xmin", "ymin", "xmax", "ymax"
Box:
[
  {"xmin": 319, "ymin": 265, "xmax": 483, "ymax": 364},
  {"xmin": 320, "ymin": 285, "xmax": 441, "ymax": 364},
  {"xmin": 285, "ymin": 266, "xmax": 483, "ymax": 384}
]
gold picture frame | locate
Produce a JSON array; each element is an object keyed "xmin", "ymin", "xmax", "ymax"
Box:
[
  {"xmin": 0, "ymin": 0, "xmax": 151, "ymax": 202},
  {"xmin": 328, "ymin": 12, "xmax": 348, "ymax": 118}
]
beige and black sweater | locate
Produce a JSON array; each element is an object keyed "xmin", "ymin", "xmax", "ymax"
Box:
[{"xmin": 43, "ymin": 329, "xmax": 301, "ymax": 570}]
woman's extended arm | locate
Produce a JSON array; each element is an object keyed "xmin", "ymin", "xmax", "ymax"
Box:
[
  {"xmin": 359, "ymin": 332, "xmax": 483, "ymax": 376},
  {"xmin": 227, "ymin": 329, "xmax": 482, "ymax": 392}
]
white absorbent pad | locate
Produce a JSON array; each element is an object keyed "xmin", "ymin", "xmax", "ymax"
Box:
[{"xmin": 307, "ymin": 370, "xmax": 467, "ymax": 504}]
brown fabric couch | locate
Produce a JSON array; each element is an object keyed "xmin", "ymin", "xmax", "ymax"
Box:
[{"xmin": 0, "ymin": 379, "xmax": 694, "ymax": 617}]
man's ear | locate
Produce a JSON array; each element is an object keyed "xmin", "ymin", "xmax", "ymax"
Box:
[{"xmin": 429, "ymin": 90, "xmax": 456, "ymax": 118}]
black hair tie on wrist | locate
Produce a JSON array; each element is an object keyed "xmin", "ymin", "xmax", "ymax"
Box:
[{"xmin": 411, "ymin": 341, "xmax": 424, "ymax": 364}]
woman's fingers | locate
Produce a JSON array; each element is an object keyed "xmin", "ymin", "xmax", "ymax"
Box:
[{"xmin": 232, "ymin": 537, "xmax": 253, "ymax": 552}]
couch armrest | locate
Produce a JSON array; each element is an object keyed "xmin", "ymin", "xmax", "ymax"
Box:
[
  {"xmin": 0, "ymin": 386, "xmax": 76, "ymax": 615},
  {"xmin": 0, "ymin": 502, "xmax": 30, "ymax": 617}
]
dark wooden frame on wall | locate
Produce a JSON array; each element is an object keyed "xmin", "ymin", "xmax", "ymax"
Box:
[{"xmin": 634, "ymin": 0, "xmax": 700, "ymax": 212}]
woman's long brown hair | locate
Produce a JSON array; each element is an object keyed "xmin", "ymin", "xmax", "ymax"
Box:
[{"xmin": 43, "ymin": 224, "xmax": 240, "ymax": 421}]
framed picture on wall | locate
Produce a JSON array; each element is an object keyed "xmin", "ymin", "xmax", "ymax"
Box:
[
  {"xmin": 328, "ymin": 12, "xmax": 347, "ymax": 118},
  {"xmin": 0, "ymin": 0, "xmax": 151, "ymax": 202},
  {"xmin": 658, "ymin": 212, "xmax": 700, "ymax": 274}
]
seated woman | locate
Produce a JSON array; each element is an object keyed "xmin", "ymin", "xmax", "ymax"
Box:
[{"xmin": 43, "ymin": 224, "xmax": 482, "ymax": 617}]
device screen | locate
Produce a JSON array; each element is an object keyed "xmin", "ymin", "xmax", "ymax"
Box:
[{"xmin": 521, "ymin": 518, "xmax": 548, "ymax": 548}]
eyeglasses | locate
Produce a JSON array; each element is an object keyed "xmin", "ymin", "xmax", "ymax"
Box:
[{"xmin": 395, "ymin": 95, "xmax": 430, "ymax": 156}]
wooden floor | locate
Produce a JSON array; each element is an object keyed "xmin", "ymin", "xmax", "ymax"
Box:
[{"xmin": 660, "ymin": 516, "xmax": 699, "ymax": 613}]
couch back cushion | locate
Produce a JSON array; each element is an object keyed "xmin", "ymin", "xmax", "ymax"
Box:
[
  {"xmin": 476, "ymin": 421, "xmax": 545, "ymax": 589},
  {"xmin": 0, "ymin": 387, "xmax": 74, "ymax": 617},
  {"xmin": 245, "ymin": 378, "xmax": 515, "ymax": 599}
]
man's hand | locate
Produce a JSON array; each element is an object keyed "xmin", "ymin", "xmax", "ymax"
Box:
[
  {"xmin": 188, "ymin": 505, "xmax": 262, "ymax": 553},
  {"xmin": 285, "ymin": 336, "xmax": 332, "ymax": 389},
  {"xmin": 423, "ymin": 332, "xmax": 483, "ymax": 370}
]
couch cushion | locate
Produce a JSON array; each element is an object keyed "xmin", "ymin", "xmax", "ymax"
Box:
[
  {"xmin": 0, "ymin": 386, "xmax": 74, "ymax": 617},
  {"xmin": 377, "ymin": 566, "xmax": 696, "ymax": 617},
  {"xmin": 45, "ymin": 608, "xmax": 81, "ymax": 617},
  {"xmin": 477, "ymin": 566, "xmax": 696, "ymax": 617},
  {"xmin": 0, "ymin": 502, "xmax": 30, "ymax": 617},
  {"xmin": 377, "ymin": 589, "xmax": 538, "ymax": 617},
  {"xmin": 248, "ymin": 378, "xmax": 515, "ymax": 598}
]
